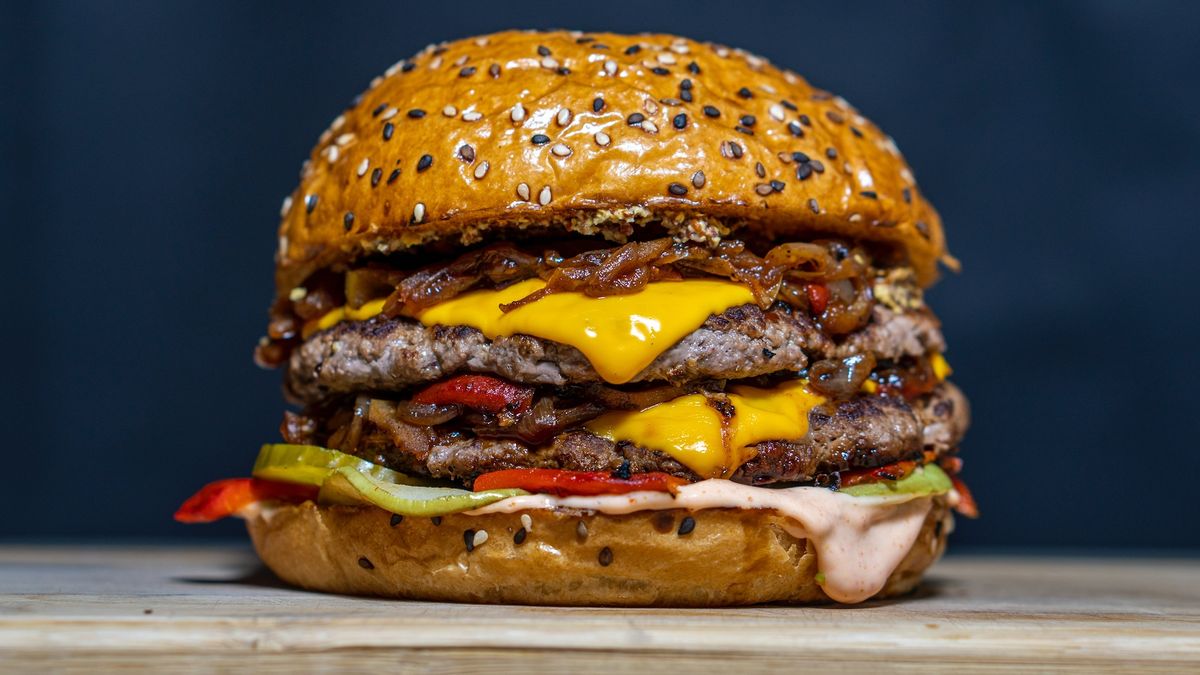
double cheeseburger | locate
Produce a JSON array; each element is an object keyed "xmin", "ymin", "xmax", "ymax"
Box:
[{"xmin": 177, "ymin": 30, "xmax": 975, "ymax": 606}]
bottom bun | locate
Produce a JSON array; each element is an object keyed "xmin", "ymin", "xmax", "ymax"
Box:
[{"xmin": 246, "ymin": 497, "xmax": 951, "ymax": 606}]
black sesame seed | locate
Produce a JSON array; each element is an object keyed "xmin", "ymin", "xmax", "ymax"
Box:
[
  {"xmin": 531, "ymin": 134, "xmax": 551, "ymax": 145},
  {"xmin": 678, "ymin": 516, "xmax": 696, "ymax": 536},
  {"xmin": 431, "ymin": 516, "xmax": 442, "ymax": 526},
  {"xmin": 370, "ymin": 167, "xmax": 383, "ymax": 187},
  {"xmin": 740, "ymin": 114, "xmax": 756, "ymax": 127},
  {"xmin": 416, "ymin": 154, "xmax": 433, "ymax": 172},
  {"xmin": 598, "ymin": 547, "xmax": 613, "ymax": 567},
  {"xmin": 825, "ymin": 110, "xmax": 844, "ymax": 124},
  {"xmin": 489, "ymin": 63, "xmax": 501, "ymax": 78},
  {"xmin": 668, "ymin": 182, "xmax": 688, "ymax": 196},
  {"xmin": 459, "ymin": 66, "xmax": 476, "ymax": 77},
  {"xmin": 755, "ymin": 161, "xmax": 765, "ymax": 178},
  {"xmin": 735, "ymin": 125, "xmax": 754, "ymax": 135},
  {"xmin": 651, "ymin": 66, "xmax": 670, "ymax": 76},
  {"xmin": 796, "ymin": 163, "xmax": 813, "ymax": 180},
  {"xmin": 537, "ymin": 45, "xmax": 551, "ymax": 57},
  {"xmin": 592, "ymin": 42, "xmax": 609, "ymax": 50},
  {"xmin": 626, "ymin": 112, "xmax": 646, "ymax": 126},
  {"xmin": 343, "ymin": 212, "xmax": 354, "ymax": 231},
  {"xmin": 762, "ymin": 348, "xmax": 776, "ymax": 359},
  {"xmin": 593, "ymin": 97, "xmax": 605, "ymax": 112},
  {"xmin": 702, "ymin": 105, "xmax": 720, "ymax": 118},
  {"xmin": 673, "ymin": 113, "xmax": 687, "ymax": 129},
  {"xmin": 729, "ymin": 141, "xmax": 743, "ymax": 158},
  {"xmin": 432, "ymin": 45, "xmax": 447, "ymax": 55},
  {"xmin": 358, "ymin": 556, "xmax": 374, "ymax": 570},
  {"xmin": 576, "ymin": 36, "xmax": 594, "ymax": 44},
  {"xmin": 390, "ymin": 513, "xmax": 403, "ymax": 527},
  {"xmin": 737, "ymin": 87, "xmax": 753, "ymax": 99},
  {"xmin": 463, "ymin": 529, "xmax": 476, "ymax": 552},
  {"xmin": 680, "ymin": 89, "xmax": 693, "ymax": 102},
  {"xmin": 860, "ymin": 190, "xmax": 878, "ymax": 199},
  {"xmin": 792, "ymin": 151, "xmax": 810, "ymax": 163},
  {"xmin": 407, "ymin": 108, "xmax": 426, "ymax": 119},
  {"xmin": 624, "ymin": 44, "xmax": 641, "ymax": 55},
  {"xmin": 771, "ymin": 179, "xmax": 786, "ymax": 192},
  {"xmin": 514, "ymin": 527, "xmax": 527, "ymax": 544},
  {"xmin": 556, "ymin": 66, "xmax": 570, "ymax": 75},
  {"xmin": 799, "ymin": 114, "xmax": 812, "ymax": 126},
  {"xmin": 781, "ymin": 99, "xmax": 798, "ymax": 111},
  {"xmin": 826, "ymin": 147, "xmax": 838, "ymax": 159},
  {"xmin": 680, "ymin": 78, "xmax": 693, "ymax": 90},
  {"xmin": 401, "ymin": 61, "xmax": 415, "ymax": 73},
  {"xmin": 382, "ymin": 122, "xmax": 394, "ymax": 141},
  {"xmin": 371, "ymin": 102, "xmax": 388, "ymax": 117},
  {"xmin": 788, "ymin": 121, "xmax": 804, "ymax": 137},
  {"xmin": 386, "ymin": 168, "xmax": 401, "ymax": 185},
  {"xmin": 691, "ymin": 170, "xmax": 705, "ymax": 188},
  {"xmin": 902, "ymin": 187, "xmax": 912, "ymax": 204},
  {"xmin": 304, "ymin": 194, "xmax": 318, "ymax": 213},
  {"xmin": 687, "ymin": 61, "xmax": 700, "ymax": 74},
  {"xmin": 808, "ymin": 198, "xmax": 820, "ymax": 214},
  {"xmin": 459, "ymin": 144, "xmax": 475, "ymax": 162},
  {"xmin": 810, "ymin": 159, "xmax": 825, "ymax": 173},
  {"xmin": 850, "ymin": 126, "xmax": 864, "ymax": 138}
]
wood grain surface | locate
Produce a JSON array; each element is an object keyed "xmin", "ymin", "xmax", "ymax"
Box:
[{"xmin": 0, "ymin": 546, "xmax": 1196, "ymax": 672}]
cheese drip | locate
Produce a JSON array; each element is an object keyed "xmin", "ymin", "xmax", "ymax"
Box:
[{"xmin": 586, "ymin": 380, "xmax": 825, "ymax": 478}]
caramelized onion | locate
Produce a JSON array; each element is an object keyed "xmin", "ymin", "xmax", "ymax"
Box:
[
  {"xmin": 471, "ymin": 397, "xmax": 605, "ymax": 444},
  {"xmin": 809, "ymin": 353, "xmax": 877, "ymax": 400},
  {"xmin": 393, "ymin": 400, "xmax": 463, "ymax": 426}
]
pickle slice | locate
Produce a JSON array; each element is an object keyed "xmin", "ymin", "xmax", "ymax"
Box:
[
  {"xmin": 252, "ymin": 443, "xmax": 424, "ymax": 487},
  {"xmin": 319, "ymin": 467, "xmax": 527, "ymax": 517},
  {"xmin": 841, "ymin": 464, "xmax": 953, "ymax": 498}
]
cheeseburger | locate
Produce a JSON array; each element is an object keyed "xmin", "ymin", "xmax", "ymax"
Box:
[{"xmin": 177, "ymin": 29, "xmax": 975, "ymax": 605}]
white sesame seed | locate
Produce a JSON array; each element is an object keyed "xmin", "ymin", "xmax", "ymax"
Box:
[
  {"xmin": 538, "ymin": 185, "xmax": 552, "ymax": 205},
  {"xmin": 576, "ymin": 520, "xmax": 588, "ymax": 538},
  {"xmin": 556, "ymin": 108, "xmax": 572, "ymax": 126},
  {"xmin": 670, "ymin": 43, "xmax": 690, "ymax": 54},
  {"xmin": 442, "ymin": 105, "xmax": 457, "ymax": 117},
  {"xmin": 516, "ymin": 183, "xmax": 530, "ymax": 201},
  {"xmin": 429, "ymin": 56, "xmax": 442, "ymax": 69},
  {"xmin": 453, "ymin": 54, "xmax": 468, "ymax": 67},
  {"xmin": 521, "ymin": 514, "xmax": 533, "ymax": 532},
  {"xmin": 475, "ymin": 37, "xmax": 489, "ymax": 46},
  {"xmin": 384, "ymin": 60, "xmax": 405, "ymax": 77},
  {"xmin": 356, "ymin": 158, "xmax": 369, "ymax": 177},
  {"xmin": 550, "ymin": 143, "xmax": 572, "ymax": 157},
  {"xmin": 288, "ymin": 286, "xmax": 307, "ymax": 302},
  {"xmin": 336, "ymin": 132, "xmax": 354, "ymax": 146},
  {"xmin": 511, "ymin": 103, "xmax": 526, "ymax": 123},
  {"xmin": 849, "ymin": 213, "xmax": 863, "ymax": 223},
  {"xmin": 658, "ymin": 52, "xmax": 677, "ymax": 65},
  {"xmin": 326, "ymin": 145, "xmax": 339, "ymax": 163},
  {"xmin": 461, "ymin": 111, "xmax": 482, "ymax": 122},
  {"xmin": 761, "ymin": 83, "xmax": 777, "ymax": 94},
  {"xmin": 594, "ymin": 131, "xmax": 610, "ymax": 146},
  {"xmin": 474, "ymin": 160, "xmax": 489, "ymax": 179},
  {"xmin": 540, "ymin": 56, "xmax": 558, "ymax": 69},
  {"xmin": 641, "ymin": 58, "xmax": 659, "ymax": 69},
  {"xmin": 769, "ymin": 103, "xmax": 786, "ymax": 122},
  {"xmin": 369, "ymin": 75, "xmax": 383, "ymax": 89},
  {"xmin": 604, "ymin": 59, "xmax": 617, "ymax": 76},
  {"xmin": 280, "ymin": 196, "xmax": 293, "ymax": 218},
  {"xmin": 641, "ymin": 120, "xmax": 658, "ymax": 134},
  {"xmin": 472, "ymin": 530, "xmax": 489, "ymax": 547},
  {"xmin": 643, "ymin": 98, "xmax": 658, "ymax": 114},
  {"xmin": 412, "ymin": 202, "xmax": 426, "ymax": 223},
  {"xmin": 331, "ymin": 115, "xmax": 346, "ymax": 130},
  {"xmin": 716, "ymin": 46, "xmax": 730, "ymax": 58},
  {"xmin": 380, "ymin": 107, "xmax": 398, "ymax": 120}
]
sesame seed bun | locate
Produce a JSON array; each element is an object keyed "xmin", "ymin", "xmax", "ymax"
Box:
[
  {"xmin": 244, "ymin": 498, "xmax": 951, "ymax": 606},
  {"xmin": 276, "ymin": 30, "xmax": 951, "ymax": 295}
]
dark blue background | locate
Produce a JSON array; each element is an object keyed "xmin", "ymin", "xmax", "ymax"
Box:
[{"xmin": 3, "ymin": 2, "xmax": 1197, "ymax": 548}]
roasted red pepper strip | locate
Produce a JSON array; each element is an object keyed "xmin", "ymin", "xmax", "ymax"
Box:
[
  {"xmin": 174, "ymin": 478, "xmax": 318, "ymax": 523},
  {"xmin": 473, "ymin": 468, "xmax": 688, "ymax": 496},
  {"xmin": 804, "ymin": 282, "xmax": 830, "ymax": 315},
  {"xmin": 839, "ymin": 460, "xmax": 919, "ymax": 488},
  {"xmin": 412, "ymin": 375, "xmax": 534, "ymax": 414},
  {"xmin": 950, "ymin": 475, "xmax": 980, "ymax": 519}
]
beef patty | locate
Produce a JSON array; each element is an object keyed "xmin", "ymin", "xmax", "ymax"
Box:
[
  {"xmin": 328, "ymin": 382, "xmax": 967, "ymax": 487},
  {"xmin": 287, "ymin": 303, "xmax": 945, "ymax": 403}
]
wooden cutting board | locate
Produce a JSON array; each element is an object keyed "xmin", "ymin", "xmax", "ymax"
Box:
[{"xmin": 0, "ymin": 546, "xmax": 1196, "ymax": 672}]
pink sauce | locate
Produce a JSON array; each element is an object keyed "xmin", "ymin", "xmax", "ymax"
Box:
[{"xmin": 469, "ymin": 480, "xmax": 934, "ymax": 603}]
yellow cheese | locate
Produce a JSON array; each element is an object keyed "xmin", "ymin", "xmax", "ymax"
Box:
[
  {"xmin": 415, "ymin": 278, "xmax": 756, "ymax": 384},
  {"xmin": 931, "ymin": 353, "xmax": 952, "ymax": 381},
  {"xmin": 586, "ymin": 380, "xmax": 825, "ymax": 478}
]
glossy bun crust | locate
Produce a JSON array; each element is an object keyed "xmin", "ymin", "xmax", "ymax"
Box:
[
  {"xmin": 276, "ymin": 30, "xmax": 950, "ymax": 294},
  {"xmin": 245, "ymin": 498, "xmax": 951, "ymax": 606}
]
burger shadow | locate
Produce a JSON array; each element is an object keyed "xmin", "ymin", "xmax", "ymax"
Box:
[
  {"xmin": 174, "ymin": 564, "xmax": 292, "ymax": 591},
  {"xmin": 798, "ymin": 577, "xmax": 952, "ymax": 610}
]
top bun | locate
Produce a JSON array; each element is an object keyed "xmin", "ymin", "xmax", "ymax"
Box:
[{"xmin": 276, "ymin": 30, "xmax": 950, "ymax": 293}]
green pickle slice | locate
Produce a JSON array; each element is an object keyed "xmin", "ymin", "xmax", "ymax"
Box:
[
  {"xmin": 319, "ymin": 467, "xmax": 527, "ymax": 517},
  {"xmin": 841, "ymin": 463, "xmax": 953, "ymax": 498},
  {"xmin": 252, "ymin": 443, "xmax": 424, "ymax": 487}
]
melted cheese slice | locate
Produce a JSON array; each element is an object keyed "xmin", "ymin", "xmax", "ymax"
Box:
[
  {"xmin": 414, "ymin": 278, "xmax": 755, "ymax": 384},
  {"xmin": 586, "ymin": 380, "xmax": 825, "ymax": 478}
]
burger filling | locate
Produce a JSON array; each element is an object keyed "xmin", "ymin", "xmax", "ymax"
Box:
[{"xmin": 255, "ymin": 235, "xmax": 969, "ymax": 489}]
